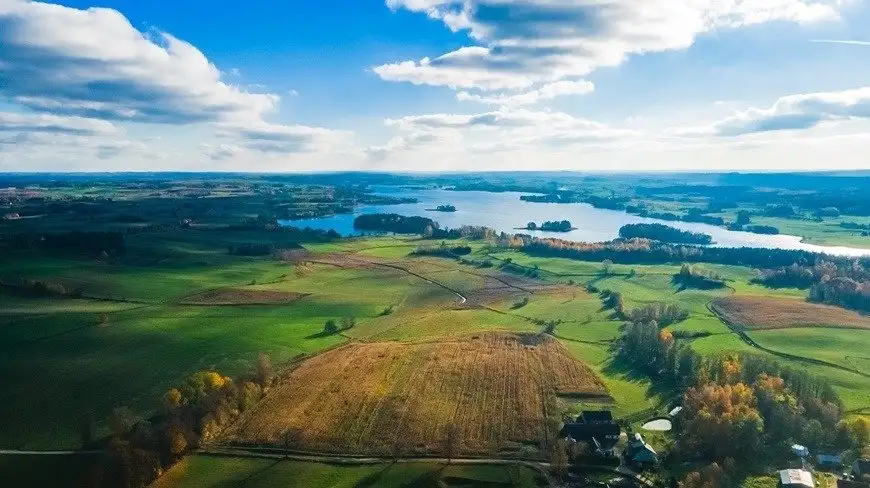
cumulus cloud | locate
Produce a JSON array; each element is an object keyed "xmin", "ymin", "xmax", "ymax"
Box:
[
  {"xmin": 386, "ymin": 107, "xmax": 590, "ymax": 130},
  {"xmin": 372, "ymin": 107, "xmax": 639, "ymax": 160},
  {"xmin": 0, "ymin": 0, "xmax": 280, "ymax": 124},
  {"xmin": 203, "ymin": 143, "xmax": 243, "ymax": 161},
  {"xmin": 673, "ymin": 87, "xmax": 870, "ymax": 137},
  {"xmin": 377, "ymin": 0, "xmax": 842, "ymax": 91},
  {"xmin": 457, "ymin": 80, "xmax": 594, "ymax": 106},
  {"xmin": 215, "ymin": 122, "xmax": 355, "ymax": 154},
  {"xmin": 0, "ymin": 112, "xmax": 118, "ymax": 136},
  {"xmin": 0, "ymin": 0, "xmax": 355, "ymax": 167}
]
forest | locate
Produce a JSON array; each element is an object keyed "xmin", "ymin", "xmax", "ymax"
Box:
[{"xmin": 619, "ymin": 223, "xmax": 713, "ymax": 244}]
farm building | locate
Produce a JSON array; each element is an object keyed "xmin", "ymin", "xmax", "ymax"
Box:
[
  {"xmin": 626, "ymin": 433, "xmax": 658, "ymax": 465},
  {"xmin": 816, "ymin": 453, "xmax": 842, "ymax": 469},
  {"xmin": 561, "ymin": 410, "xmax": 621, "ymax": 457},
  {"xmin": 779, "ymin": 469, "xmax": 814, "ymax": 488}
]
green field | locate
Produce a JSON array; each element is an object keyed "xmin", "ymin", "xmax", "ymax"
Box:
[{"xmin": 151, "ymin": 455, "xmax": 547, "ymax": 488}]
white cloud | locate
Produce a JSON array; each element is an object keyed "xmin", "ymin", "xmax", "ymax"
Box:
[
  {"xmin": 203, "ymin": 143, "xmax": 242, "ymax": 161},
  {"xmin": 810, "ymin": 39, "xmax": 870, "ymax": 46},
  {"xmin": 376, "ymin": 0, "xmax": 842, "ymax": 91},
  {"xmin": 673, "ymin": 86, "xmax": 870, "ymax": 137},
  {"xmin": 373, "ymin": 107, "xmax": 640, "ymax": 161},
  {"xmin": 0, "ymin": 112, "xmax": 119, "ymax": 136},
  {"xmin": 216, "ymin": 121, "xmax": 355, "ymax": 154},
  {"xmin": 0, "ymin": 0, "xmax": 354, "ymax": 168},
  {"xmin": 0, "ymin": 0, "xmax": 280, "ymax": 124},
  {"xmin": 457, "ymin": 80, "xmax": 594, "ymax": 106},
  {"xmin": 386, "ymin": 107, "xmax": 590, "ymax": 130}
]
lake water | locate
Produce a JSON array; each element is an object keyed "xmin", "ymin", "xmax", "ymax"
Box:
[{"xmin": 281, "ymin": 188, "xmax": 870, "ymax": 257}]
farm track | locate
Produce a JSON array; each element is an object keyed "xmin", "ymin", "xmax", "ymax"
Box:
[{"xmin": 708, "ymin": 303, "xmax": 870, "ymax": 379}]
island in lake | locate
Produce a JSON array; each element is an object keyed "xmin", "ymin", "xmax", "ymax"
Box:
[
  {"xmin": 426, "ymin": 204, "xmax": 457, "ymax": 212},
  {"xmin": 522, "ymin": 220, "xmax": 575, "ymax": 232},
  {"xmin": 619, "ymin": 223, "xmax": 713, "ymax": 244}
]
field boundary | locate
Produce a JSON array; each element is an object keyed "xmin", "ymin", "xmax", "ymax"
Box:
[{"xmin": 708, "ymin": 302, "xmax": 870, "ymax": 378}]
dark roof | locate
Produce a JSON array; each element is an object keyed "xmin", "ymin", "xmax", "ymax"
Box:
[
  {"xmin": 561, "ymin": 422, "xmax": 621, "ymax": 450},
  {"xmin": 579, "ymin": 410, "xmax": 614, "ymax": 424},
  {"xmin": 855, "ymin": 459, "xmax": 870, "ymax": 475}
]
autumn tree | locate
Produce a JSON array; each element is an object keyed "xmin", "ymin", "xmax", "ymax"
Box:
[
  {"xmin": 167, "ymin": 426, "xmax": 188, "ymax": 458},
  {"xmin": 680, "ymin": 383, "xmax": 763, "ymax": 461},
  {"xmin": 679, "ymin": 460, "xmax": 735, "ymax": 488},
  {"xmin": 239, "ymin": 381, "xmax": 262, "ymax": 412},
  {"xmin": 163, "ymin": 388, "xmax": 184, "ymax": 409},
  {"xmin": 256, "ymin": 352, "xmax": 273, "ymax": 388},
  {"xmin": 550, "ymin": 438, "xmax": 570, "ymax": 480}
]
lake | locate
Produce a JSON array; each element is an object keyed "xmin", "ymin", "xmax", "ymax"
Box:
[{"xmin": 281, "ymin": 188, "xmax": 870, "ymax": 257}]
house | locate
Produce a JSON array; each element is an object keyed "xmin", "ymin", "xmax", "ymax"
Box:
[
  {"xmin": 779, "ymin": 469, "xmax": 814, "ymax": 488},
  {"xmin": 854, "ymin": 459, "xmax": 870, "ymax": 479},
  {"xmin": 816, "ymin": 453, "xmax": 842, "ymax": 469},
  {"xmin": 626, "ymin": 433, "xmax": 658, "ymax": 465},
  {"xmin": 561, "ymin": 410, "xmax": 622, "ymax": 457},
  {"xmin": 791, "ymin": 444, "xmax": 809, "ymax": 458},
  {"xmin": 836, "ymin": 479, "xmax": 869, "ymax": 488}
]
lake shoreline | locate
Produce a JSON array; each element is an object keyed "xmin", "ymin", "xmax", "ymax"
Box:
[{"xmin": 280, "ymin": 188, "xmax": 870, "ymax": 257}]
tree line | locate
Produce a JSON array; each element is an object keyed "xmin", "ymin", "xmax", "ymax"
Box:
[
  {"xmin": 753, "ymin": 259, "xmax": 870, "ymax": 313},
  {"xmin": 83, "ymin": 353, "xmax": 277, "ymax": 488},
  {"xmin": 619, "ymin": 223, "xmax": 713, "ymax": 245},
  {"xmin": 515, "ymin": 236, "xmax": 826, "ymax": 269}
]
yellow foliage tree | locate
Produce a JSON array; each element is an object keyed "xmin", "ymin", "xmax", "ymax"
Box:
[
  {"xmin": 163, "ymin": 388, "xmax": 184, "ymax": 409},
  {"xmin": 659, "ymin": 329, "xmax": 675, "ymax": 346},
  {"xmin": 169, "ymin": 427, "xmax": 188, "ymax": 457},
  {"xmin": 681, "ymin": 382, "xmax": 763, "ymax": 461}
]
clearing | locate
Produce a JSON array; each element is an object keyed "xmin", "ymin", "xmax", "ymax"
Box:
[
  {"xmin": 226, "ymin": 333, "xmax": 609, "ymax": 455},
  {"xmin": 711, "ymin": 296, "xmax": 870, "ymax": 330}
]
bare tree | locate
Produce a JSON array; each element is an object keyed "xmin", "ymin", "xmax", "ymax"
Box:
[
  {"xmin": 282, "ymin": 428, "xmax": 302, "ymax": 457},
  {"xmin": 442, "ymin": 423, "xmax": 460, "ymax": 463},
  {"xmin": 550, "ymin": 439, "xmax": 570, "ymax": 480},
  {"xmin": 392, "ymin": 435, "xmax": 410, "ymax": 463}
]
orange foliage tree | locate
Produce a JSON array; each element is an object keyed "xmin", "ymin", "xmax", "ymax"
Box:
[{"xmin": 681, "ymin": 382, "xmax": 763, "ymax": 461}]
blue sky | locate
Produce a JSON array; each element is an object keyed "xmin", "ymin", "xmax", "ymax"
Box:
[{"xmin": 2, "ymin": 0, "xmax": 870, "ymax": 172}]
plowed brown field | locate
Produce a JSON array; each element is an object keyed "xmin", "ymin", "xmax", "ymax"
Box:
[
  {"xmin": 181, "ymin": 288, "xmax": 306, "ymax": 305},
  {"xmin": 226, "ymin": 333, "xmax": 608, "ymax": 455},
  {"xmin": 712, "ymin": 295, "xmax": 870, "ymax": 330}
]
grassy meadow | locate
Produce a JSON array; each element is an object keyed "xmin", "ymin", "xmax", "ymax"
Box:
[
  {"xmin": 5, "ymin": 228, "xmax": 870, "ymax": 453},
  {"xmin": 151, "ymin": 455, "xmax": 547, "ymax": 488}
]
